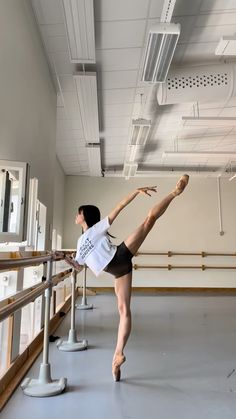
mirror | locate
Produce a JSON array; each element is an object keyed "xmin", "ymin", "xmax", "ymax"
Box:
[{"xmin": 0, "ymin": 160, "xmax": 30, "ymax": 243}]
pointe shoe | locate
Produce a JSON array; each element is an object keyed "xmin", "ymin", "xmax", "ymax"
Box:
[
  {"xmin": 174, "ymin": 174, "xmax": 189, "ymax": 196},
  {"xmin": 112, "ymin": 354, "xmax": 126, "ymax": 382}
]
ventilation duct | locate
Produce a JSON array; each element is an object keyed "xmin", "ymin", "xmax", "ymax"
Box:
[{"xmin": 157, "ymin": 63, "xmax": 235, "ymax": 105}]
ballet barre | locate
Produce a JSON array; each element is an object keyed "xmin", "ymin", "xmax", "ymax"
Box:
[
  {"xmin": 136, "ymin": 251, "xmax": 236, "ymax": 257},
  {"xmin": 0, "ymin": 252, "xmax": 83, "ymax": 405},
  {"xmin": 133, "ymin": 264, "xmax": 236, "ymax": 271}
]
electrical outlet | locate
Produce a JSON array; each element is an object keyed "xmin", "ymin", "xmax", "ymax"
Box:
[{"xmin": 0, "ymin": 274, "xmax": 10, "ymax": 286}]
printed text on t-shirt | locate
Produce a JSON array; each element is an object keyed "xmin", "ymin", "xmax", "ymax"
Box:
[{"xmin": 80, "ymin": 238, "xmax": 94, "ymax": 260}]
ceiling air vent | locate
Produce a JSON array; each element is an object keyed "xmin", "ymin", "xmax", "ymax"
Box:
[{"xmin": 157, "ymin": 63, "xmax": 234, "ymax": 105}]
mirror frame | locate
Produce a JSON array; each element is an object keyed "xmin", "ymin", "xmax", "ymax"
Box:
[{"xmin": 0, "ymin": 160, "xmax": 30, "ymax": 243}]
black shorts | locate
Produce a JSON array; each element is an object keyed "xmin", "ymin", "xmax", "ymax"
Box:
[{"xmin": 103, "ymin": 242, "xmax": 133, "ymax": 278}]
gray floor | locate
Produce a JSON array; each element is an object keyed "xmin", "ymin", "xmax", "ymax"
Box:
[{"xmin": 2, "ymin": 293, "xmax": 236, "ymax": 419}]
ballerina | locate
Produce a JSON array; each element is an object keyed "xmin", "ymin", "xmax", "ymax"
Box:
[{"xmin": 66, "ymin": 174, "xmax": 189, "ymax": 381}]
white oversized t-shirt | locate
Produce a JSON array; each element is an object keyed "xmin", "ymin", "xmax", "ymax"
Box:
[{"xmin": 75, "ymin": 216, "xmax": 117, "ymax": 277}]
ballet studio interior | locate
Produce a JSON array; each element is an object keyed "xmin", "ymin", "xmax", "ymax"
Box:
[{"xmin": 1, "ymin": 0, "xmax": 236, "ymax": 418}]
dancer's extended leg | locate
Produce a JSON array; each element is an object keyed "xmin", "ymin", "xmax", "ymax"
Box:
[{"xmin": 124, "ymin": 174, "xmax": 189, "ymax": 255}]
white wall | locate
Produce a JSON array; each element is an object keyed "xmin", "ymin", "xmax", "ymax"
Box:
[
  {"xmin": 53, "ymin": 158, "xmax": 66, "ymax": 241},
  {"xmin": 0, "ymin": 0, "xmax": 57, "ymax": 249},
  {"xmin": 63, "ymin": 175, "xmax": 236, "ymax": 288}
]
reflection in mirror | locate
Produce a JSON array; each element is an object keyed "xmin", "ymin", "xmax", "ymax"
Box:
[{"xmin": 0, "ymin": 161, "xmax": 29, "ymax": 243}]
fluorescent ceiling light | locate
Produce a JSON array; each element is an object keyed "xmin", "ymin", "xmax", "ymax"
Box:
[
  {"xmin": 74, "ymin": 72, "xmax": 99, "ymax": 143},
  {"xmin": 62, "ymin": 0, "xmax": 95, "ymax": 63},
  {"xmin": 130, "ymin": 119, "xmax": 151, "ymax": 146},
  {"xmin": 86, "ymin": 143, "xmax": 102, "ymax": 176},
  {"xmin": 141, "ymin": 23, "xmax": 180, "ymax": 83},
  {"xmin": 163, "ymin": 151, "xmax": 236, "ymax": 158},
  {"xmin": 123, "ymin": 162, "xmax": 138, "ymax": 180},
  {"xmin": 215, "ymin": 36, "xmax": 236, "ymax": 56},
  {"xmin": 182, "ymin": 116, "xmax": 236, "ymax": 127},
  {"xmin": 128, "ymin": 145, "xmax": 142, "ymax": 162}
]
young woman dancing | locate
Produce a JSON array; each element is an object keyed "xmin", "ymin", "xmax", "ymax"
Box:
[{"xmin": 66, "ymin": 174, "xmax": 189, "ymax": 381}]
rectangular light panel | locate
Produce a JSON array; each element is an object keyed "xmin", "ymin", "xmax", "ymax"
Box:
[
  {"xmin": 123, "ymin": 162, "xmax": 138, "ymax": 179},
  {"xmin": 86, "ymin": 143, "xmax": 102, "ymax": 176},
  {"xmin": 141, "ymin": 23, "xmax": 180, "ymax": 83},
  {"xmin": 130, "ymin": 119, "xmax": 151, "ymax": 146},
  {"xmin": 62, "ymin": 0, "xmax": 95, "ymax": 63},
  {"xmin": 74, "ymin": 72, "xmax": 99, "ymax": 143}
]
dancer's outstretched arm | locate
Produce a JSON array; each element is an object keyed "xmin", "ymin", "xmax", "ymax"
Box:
[{"xmin": 108, "ymin": 186, "xmax": 157, "ymax": 224}]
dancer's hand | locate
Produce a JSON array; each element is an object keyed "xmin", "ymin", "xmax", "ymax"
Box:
[
  {"xmin": 53, "ymin": 251, "xmax": 65, "ymax": 259},
  {"xmin": 137, "ymin": 186, "xmax": 157, "ymax": 196},
  {"xmin": 65, "ymin": 255, "xmax": 81, "ymax": 270}
]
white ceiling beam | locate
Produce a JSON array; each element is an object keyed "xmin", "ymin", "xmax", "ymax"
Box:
[
  {"xmin": 74, "ymin": 72, "xmax": 99, "ymax": 143},
  {"xmin": 182, "ymin": 116, "xmax": 236, "ymax": 127},
  {"xmin": 163, "ymin": 151, "xmax": 236, "ymax": 159},
  {"xmin": 62, "ymin": 0, "xmax": 95, "ymax": 63},
  {"xmin": 86, "ymin": 143, "xmax": 102, "ymax": 177}
]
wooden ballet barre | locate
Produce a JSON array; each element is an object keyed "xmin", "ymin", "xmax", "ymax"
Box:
[
  {"xmin": 133, "ymin": 264, "xmax": 236, "ymax": 271},
  {"xmin": 0, "ymin": 268, "xmax": 74, "ymax": 323},
  {"xmin": 0, "ymin": 254, "xmax": 53, "ymax": 271},
  {"xmin": 0, "ymin": 250, "xmax": 79, "ymax": 272},
  {"xmin": 136, "ymin": 251, "xmax": 236, "ymax": 257}
]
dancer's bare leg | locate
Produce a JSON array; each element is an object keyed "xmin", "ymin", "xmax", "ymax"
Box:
[
  {"xmin": 114, "ymin": 272, "xmax": 132, "ymax": 355},
  {"xmin": 125, "ymin": 174, "xmax": 189, "ymax": 255},
  {"xmin": 112, "ymin": 272, "xmax": 132, "ymax": 380}
]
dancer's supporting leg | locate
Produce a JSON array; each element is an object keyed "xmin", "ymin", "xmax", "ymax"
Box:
[{"xmin": 112, "ymin": 272, "xmax": 132, "ymax": 381}]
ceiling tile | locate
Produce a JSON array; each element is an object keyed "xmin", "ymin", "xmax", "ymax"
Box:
[
  {"xmin": 196, "ymin": 12, "xmax": 236, "ymax": 26},
  {"xmin": 42, "ymin": 23, "xmax": 66, "ymax": 37},
  {"xmin": 103, "ymin": 103, "xmax": 133, "ymax": 117},
  {"xmin": 62, "ymin": 91, "xmax": 79, "ymax": 110},
  {"xmin": 149, "ymin": 1, "xmax": 164, "ymax": 18},
  {"xmin": 181, "ymin": 42, "xmax": 218, "ymax": 63},
  {"xmin": 58, "ymin": 75, "xmax": 75, "ymax": 92},
  {"xmin": 104, "ymin": 116, "xmax": 131, "ymax": 128},
  {"xmin": 99, "ymin": 70, "xmax": 138, "ymax": 89},
  {"xmin": 94, "ymin": 0, "xmax": 150, "ymax": 21},
  {"xmin": 103, "ymin": 127, "xmax": 130, "ymax": 137},
  {"xmin": 189, "ymin": 25, "xmax": 236, "ymax": 43},
  {"xmin": 174, "ymin": 0, "xmax": 203, "ymax": 15},
  {"xmin": 32, "ymin": 0, "xmax": 64, "ymax": 25},
  {"xmin": 43, "ymin": 35, "xmax": 68, "ymax": 54},
  {"xmin": 57, "ymin": 119, "xmax": 83, "ymax": 131},
  {"xmin": 200, "ymin": 0, "xmax": 236, "ymax": 12},
  {"xmin": 101, "ymin": 88, "xmax": 135, "ymax": 104},
  {"xmin": 57, "ymin": 129, "xmax": 84, "ymax": 141},
  {"xmin": 96, "ymin": 48, "xmax": 142, "ymax": 71},
  {"xmin": 52, "ymin": 52, "xmax": 75, "ymax": 75},
  {"xmin": 96, "ymin": 20, "xmax": 146, "ymax": 49}
]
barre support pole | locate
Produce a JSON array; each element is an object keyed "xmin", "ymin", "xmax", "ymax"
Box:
[
  {"xmin": 21, "ymin": 260, "xmax": 67, "ymax": 397},
  {"xmin": 76, "ymin": 265, "xmax": 93, "ymax": 310},
  {"xmin": 57, "ymin": 269, "xmax": 88, "ymax": 351}
]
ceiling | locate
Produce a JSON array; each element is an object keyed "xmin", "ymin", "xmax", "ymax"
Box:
[{"xmin": 31, "ymin": 0, "xmax": 236, "ymax": 178}]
